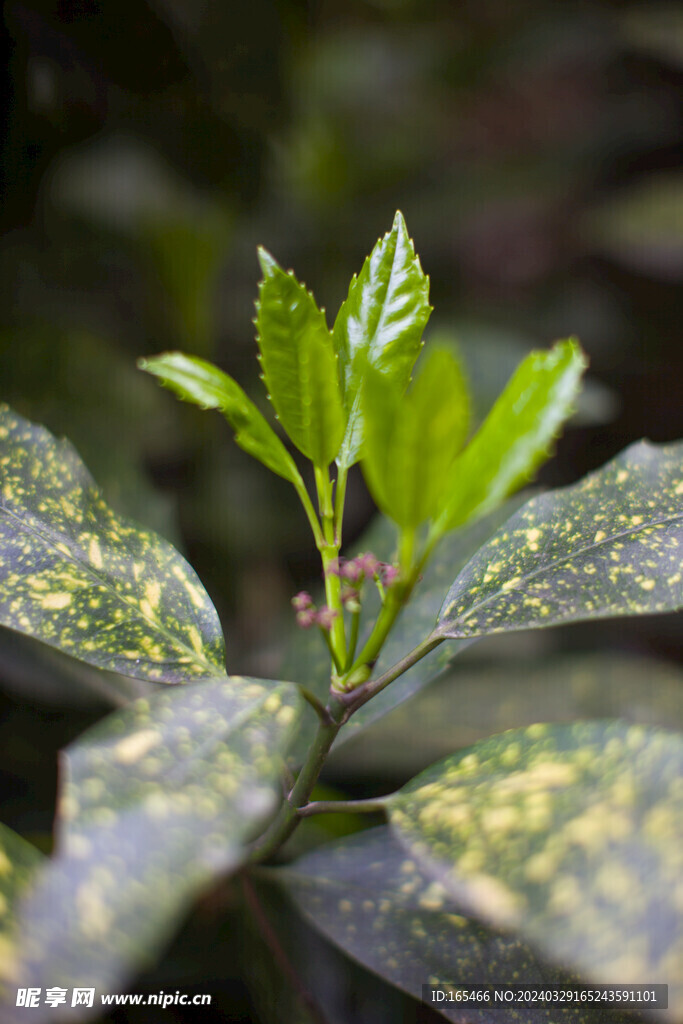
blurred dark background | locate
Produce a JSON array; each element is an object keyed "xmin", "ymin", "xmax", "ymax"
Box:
[{"xmin": 1, "ymin": 0, "xmax": 682, "ymax": 1021}]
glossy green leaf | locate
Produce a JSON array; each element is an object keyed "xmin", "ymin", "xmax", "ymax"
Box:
[
  {"xmin": 284, "ymin": 497, "xmax": 528, "ymax": 763},
  {"xmin": 276, "ymin": 826, "xmax": 634, "ymax": 1024},
  {"xmin": 362, "ymin": 348, "xmax": 470, "ymax": 527},
  {"xmin": 434, "ymin": 339, "xmax": 586, "ymax": 535},
  {"xmin": 388, "ymin": 722, "xmax": 683, "ymax": 1006},
  {"xmin": 330, "ymin": 651, "xmax": 683, "ymax": 781},
  {"xmin": 437, "ymin": 440, "xmax": 683, "ymax": 639},
  {"xmin": 0, "ymin": 405, "xmax": 225, "ymax": 683},
  {"xmin": 0, "ymin": 823, "xmax": 42, "ymax": 999},
  {"xmin": 255, "ymin": 249, "xmax": 345, "ymax": 466},
  {"xmin": 139, "ymin": 351, "xmax": 303, "ymax": 484},
  {"xmin": 334, "ymin": 211, "xmax": 432, "ymax": 468},
  {"xmin": 10, "ymin": 676, "xmax": 302, "ymax": 1008},
  {"xmin": 428, "ymin": 323, "xmax": 617, "ymax": 429}
]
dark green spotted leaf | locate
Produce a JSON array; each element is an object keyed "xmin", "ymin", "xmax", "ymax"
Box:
[
  {"xmin": 433, "ymin": 339, "xmax": 586, "ymax": 536},
  {"xmin": 388, "ymin": 722, "xmax": 683, "ymax": 1009},
  {"xmin": 276, "ymin": 827, "xmax": 635, "ymax": 1024},
  {"xmin": 0, "ymin": 405, "xmax": 225, "ymax": 683},
  {"xmin": 362, "ymin": 348, "xmax": 470, "ymax": 528},
  {"xmin": 0, "ymin": 823, "xmax": 42, "ymax": 1000},
  {"xmin": 334, "ymin": 211, "xmax": 432, "ymax": 468},
  {"xmin": 284, "ymin": 497, "xmax": 529, "ymax": 763},
  {"xmin": 255, "ymin": 249, "xmax": 345, "ymax": 467},
  {"xmin": 437, "ymin": 440, "xmax": 683, "ymax": 639},
  {"xmin": 330, "ymin": 650, "xmax": 683, "ymax": 781},
  {"xmin": 139, "ymin": 351, "xmax": 303, "ymax": 484},
  {"xmin": 8, "ymin": 676, "xmax": 302, "ymax": 1017}
]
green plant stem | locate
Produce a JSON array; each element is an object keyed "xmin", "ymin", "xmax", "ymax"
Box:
[
  {"xmin": 293, "ymin": 478, "xmax": 325, "ymax": 549},
  {"xmin": 341, "ymin": 632, "xmax": 445, "ymax": 714},
  {"xmin": 319, "ymin": 625, "xmax": 343, "ymax": 674},
  {"xmin": 344, "ymin": 607, "xmax": 361, "ymax": 670},
  {"xmin": 248, "ymin": 695, "xmax": 347, "ymax": 864},
  {"xmin": 249, "ymin": 635, "xmax": 443, "ymax": 863},
  {"xmin": 399, "ymin": 524, "xmax": 416, "ymax": 575},
  {"xmin": 340, "ymin": 592, "xmax": 401, "ymax": 686},
  {"xmin": 298, "ymin": 796, "xmax": 389, "ymax": 817},
  {"xmin": 333, "ymin": 465, "xmax": 348, "ymax": 545},
  {"xmin": 297, "ymin": 685, "xmax": 333, "ymax": 724},
  {"xmin": 314, "ymin": 465, "xmax": 346, "ymax": 665}
]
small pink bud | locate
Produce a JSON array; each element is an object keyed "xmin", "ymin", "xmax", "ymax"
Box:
[
  {"xmin": 316, "ymin": 606, "xmax": 339, "ymax": 631},
  {"xmin": 291, "ymin": 591, "xmax": 313, "ymax": 612},
  {"xmin": 355, "ymin": 552, "xmax": 380, "ymax": 576},
  {"xmin": 325, "ymin": 558, "xmax": 342, "ymax": 577},
  {"xmin": 296, "ymin": 608, "xmax": 317, "ymax": 629},
  {"xmin": 341, "ymin": 560, "xmax": 363, "ymax": 583},
  {"xmin": 341, "ymin": 585, "xmax": 360, "ymax": 607},
  {"xmin": 380, "ymin": 563, "xmax": 400, "ymax": 586}
]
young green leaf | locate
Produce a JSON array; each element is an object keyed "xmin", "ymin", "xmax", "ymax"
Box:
[
  {"xmin": 388, "ymin": 722, "xmax": 683, "ymax": 1007},
  {"xmin": 0, "ymin": 404, "xmax": 225, "ymax": 683},
  {"xmin": 437, "ymin": 440, "xmax": 683, "ymax": 639},
  {"xmin": 433, "ymin": 339, "xmax": 586, "ymax": 537},
  {"xmin": 255, "ymin": 249, "xmax": 345, "ymax": 467},
  {"xmin": 334, "ymin": 211, "xmax": 432, "ymax": 468},
  {"xmin": 275, "ymin": 827, "xmax": 634, "ymax": 1024},
  {"xmin": 139, "ymin": 351, "xmax": 303, "ymax": 484},
  {"xmin": 10, "ymin": 676, "xmax": 302, "ymax": 1010},
  {"xmin": 362, "ymin": 348, "xmax": 470, "ymax": 528},
  {"xmin": 0, "ymin": 823, "xmax": 42, "ymax": 1001}
]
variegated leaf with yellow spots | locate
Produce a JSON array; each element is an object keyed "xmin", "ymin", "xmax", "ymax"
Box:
[
  {"xmin": 0, "ymin": 404, "xmax": 225, "ymax": 683},
  {"xmin": 6, "ymin": 676, "xmax": 302, "ymax": 1020},
  {"xmin": 275, "ymin": 826, "xmax": 637, "ymax": 1024},
  {"xmin": 0, "ymin": 823, "xmax": 42, "ymax": 1000},
  {"xmin": 388, "ymin": 722, "xmax": 683, "ymax": 1014},
  {"xmin": 437, "ymin": 440, "xmax": 683, "ymax": 639}
]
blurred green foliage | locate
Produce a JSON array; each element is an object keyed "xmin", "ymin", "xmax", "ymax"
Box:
[{"xmin": 0, "ymin": 1, "xmax": 681, "ymax": 1020}]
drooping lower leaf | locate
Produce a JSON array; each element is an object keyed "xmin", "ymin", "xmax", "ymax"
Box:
[
  {"xmin": 255, "ymin": 249, "xmax": 345, "ymax": 467},
  {"xmin": 361, "ymin": 348, "xmax": 470, "ymax": 528},
  {"xmin": 7, "ymin": 676, "xmax": 302, "ymax": 1019},
  {"xmin": 0, "ymin": 823, "xmax": 42, "ymax": 1000},
  {"xmin": 433, "ymin": 339, "xmax": 586, "ymax": 536},
  {"xmin": 437, "ymin": 440, "xmax": 683, "ymax": 639},
  {"xmin": 334, "ymin": 211, "xmax": 432, "ymax": 468},
  {"xmin": 0, "ymin": 404, "xmax": 225, "ymax": 683},
  {"xmin": 139, "ymin": 352, "xmax": 304, "ymax": 484},
  {"xmin": 388, "ymin": 722, "xmax": 683, "ymax": 1010},
  {"xmin": 275, "ymin": 827, "xmax": 635, "ymax": 1024}
]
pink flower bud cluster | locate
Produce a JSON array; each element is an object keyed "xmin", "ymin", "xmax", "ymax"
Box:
[
  {"xmin": 326, "ymin": 552, "xmax": 398, "ymax": 586},
  {"xmin": 325, "ymin": 552, "xmax": 399, "ymax": 609},
  {"xmin": 291, "ymin": 592, "xmax": 339, "ymax": 631}
]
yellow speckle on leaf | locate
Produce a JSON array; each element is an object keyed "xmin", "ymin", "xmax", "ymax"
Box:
[
  {"xmin": 88, "ymin": 536, "xmax": 103, "ymax": 570},
  {"xmin": 114, "ymin": 728, "xmax": 162, "ymax": 765},
  {"xmin": 188, "ymin": 625, "xmax": 203, "ymax": 654},
  {"xmin": 42, "ymin": 592, "xmax": 71, "ymax": 610}
]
